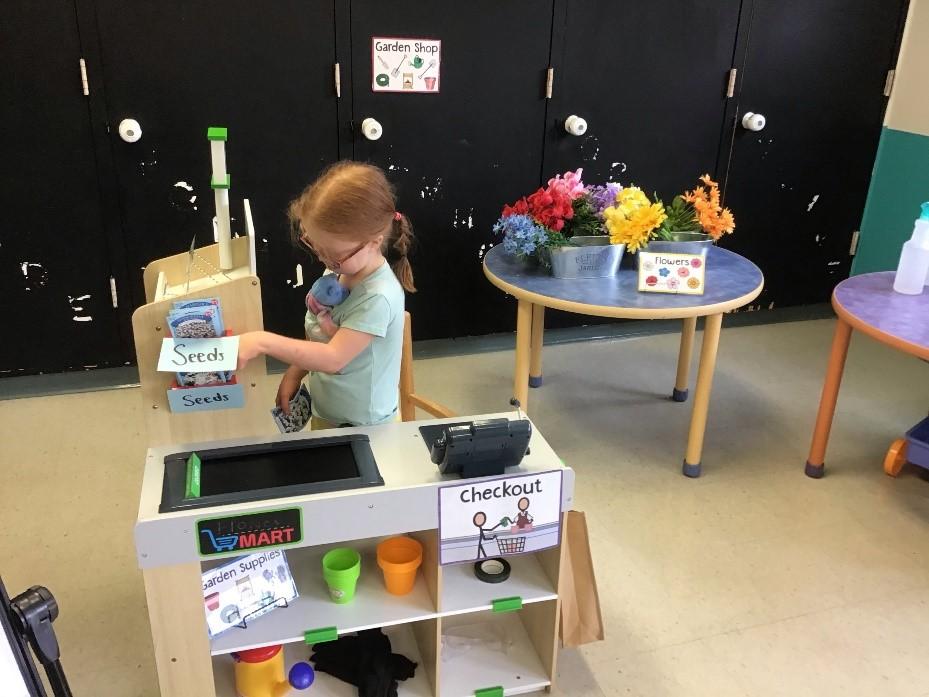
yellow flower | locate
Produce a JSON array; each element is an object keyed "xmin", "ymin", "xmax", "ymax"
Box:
[
  {"xmin": 636, "ymin": 202, "xmax": 668, "ymax": 236},
  {"xmin": 615, "ymin": 186, "xmax": 650, "ymax": 214},
  {"xmin": 604, "ymin": 200, "xmax": 667, "ymax": 252}
]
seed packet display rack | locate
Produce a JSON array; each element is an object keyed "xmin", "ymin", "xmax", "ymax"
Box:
[
  {"xmin": 134, "ymin": 416, "xmax": 576, "ymax": 697},
  {"xmin": 131, "ymin": 233, "xmax": 270, "ymax": 448}
]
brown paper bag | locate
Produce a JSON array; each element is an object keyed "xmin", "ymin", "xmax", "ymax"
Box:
[{"xmin": 559, "ymin": 510, "xmax": 604, "ymax": 647}]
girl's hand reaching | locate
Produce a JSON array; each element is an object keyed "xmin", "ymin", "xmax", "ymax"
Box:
[
  {"xmin": 276, "ymin": 366, "xmax": 308, "ymax": 414},
  {"xmin": 236, "ymin": 331, "xmax": 267, "ymax": 370},
  {"xmin": 235, "ymin": 326, "xmax": 373, "ymax": 375}
]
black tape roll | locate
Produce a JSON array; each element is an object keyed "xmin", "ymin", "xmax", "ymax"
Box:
[{"xmin": 473, "ymin": 558, "xmax": 511, "ymax": 584}]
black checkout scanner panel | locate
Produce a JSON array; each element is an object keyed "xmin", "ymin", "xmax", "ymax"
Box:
[
  {"xmin": 159, "ymin": 418, "xmax": 532, "ymax": 513},
  {"xmin": 159, "ymin": 435, "xmax": 383, "ymax": 513}
]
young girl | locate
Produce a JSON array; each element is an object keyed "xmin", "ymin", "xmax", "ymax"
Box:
[{"xmin": 237, "ymin": 162, "xmax": 415, "ymax": 428}]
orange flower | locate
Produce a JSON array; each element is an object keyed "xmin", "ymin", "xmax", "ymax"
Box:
[{"xmin": 682, "ymin": 174, "xmax": 735, "ymax": 240}]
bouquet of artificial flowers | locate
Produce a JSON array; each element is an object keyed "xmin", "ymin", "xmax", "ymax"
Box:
[{"xmin": 495, "ymin": 168, "xmax": 623, "ymax": 264}]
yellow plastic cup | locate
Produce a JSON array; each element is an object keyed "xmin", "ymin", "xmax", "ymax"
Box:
[{"xmin": 376, "ymin": 536, "xmax": 423, "ymax": 595}]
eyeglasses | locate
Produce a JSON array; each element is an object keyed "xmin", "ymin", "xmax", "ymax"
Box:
[{"xmin": 299, "ymin": 235, "xmax": 369, "ymax": 271}]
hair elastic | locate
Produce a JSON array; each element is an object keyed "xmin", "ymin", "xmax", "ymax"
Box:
[{"xmin": 394, "ymin": 211, "xmax": 402, "ymax": 221}]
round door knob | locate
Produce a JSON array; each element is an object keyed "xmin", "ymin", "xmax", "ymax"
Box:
[
  {"xmin": 118, "ymin": 118, "xmax": 142, "ymax": 143},
  {"xmin": 564, "ymin": 115, "xmax": 587, "ymax": 136},
  {"xmin": 741, "ymin": 112, "xmax": 766, "ymax": 132},
  {"xmin": 361, "ymin": 118, "xmax": 383, "ymax": 141}
]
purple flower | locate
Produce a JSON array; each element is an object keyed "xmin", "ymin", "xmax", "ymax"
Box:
[{"xmin": 588, "ymin": 183, "xmax": 622, "ymax": 219}]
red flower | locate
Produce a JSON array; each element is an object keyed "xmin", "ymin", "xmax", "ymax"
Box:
[
  {"xmin": 526, "ymin": 187, "xmax": 574, "ymax": 231},
  {"xmin": 502, "ymin": 197, "xmax": 530, "ymax": 218},
  {"xmin": 502, "ymin": 183, "xmax": 575, "ymax": 232}
]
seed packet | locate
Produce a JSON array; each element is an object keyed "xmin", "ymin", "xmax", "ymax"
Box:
[
  {"xmin": 167, "ymin": 299, "xmax": 229, "ymax": 385},
  {"xmin": 271, "ymin": 385, "xmax": 312, "ymax": 433},
  {"xmin": 176, "ymin": 371, "xmax": 232, "ymax": 387},
  {"xmin": 167, "ymin": 309, "xmax": 224, "ymax": 339},
  {"xmin": 172, "ymin": 298, "xmax": 220, "ymax": 312}
]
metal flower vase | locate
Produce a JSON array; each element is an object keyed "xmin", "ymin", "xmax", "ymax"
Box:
[
  {"xmin": 545, "ymin": 236, "xmax": 625, "ymax": 279},
  {"xmin": 643, "ymin": 231, "xmax": 713, "ymax": 255}
]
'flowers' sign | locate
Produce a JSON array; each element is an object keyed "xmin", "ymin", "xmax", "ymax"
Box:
[{"xmin": 638, "ymin": 252, "xmax": 706, "ymax": 295}]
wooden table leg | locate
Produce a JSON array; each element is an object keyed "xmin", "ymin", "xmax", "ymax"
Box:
[
  {"xmin": 805, "ymin": 318, "xmax": 853, "ymax": 478},
  {"xmin": 673, "ymin": 316, "xmax": 697, "ymax": 402},
  {"xmin": 143, "ymin": 562, "xmax": 215, "ymax": 697},
  {"xmin": 514, "ymin": 299, "xmax": 532, "ymax": 409},
  {"xmin": 529, "ymin": 304, "xmax": 545, "ymax": 388},
  {"xmin": 683, "ymin": 313, "xmax": 723, "ymax": 477}
]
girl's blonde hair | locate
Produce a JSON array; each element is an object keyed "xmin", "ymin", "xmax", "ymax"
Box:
[{"xmin": 288, "ymin": 161, "xmax": 416, "ymax": 292}]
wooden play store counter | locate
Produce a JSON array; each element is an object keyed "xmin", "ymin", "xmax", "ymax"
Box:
[{"xmin": 135, "ymin": 414, "xmax": 576, "ymax": 697}]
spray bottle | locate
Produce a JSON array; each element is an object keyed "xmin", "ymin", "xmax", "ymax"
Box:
[{"xmin": 892, "ymin": 202, "xmax": 929, "ymax": 295}]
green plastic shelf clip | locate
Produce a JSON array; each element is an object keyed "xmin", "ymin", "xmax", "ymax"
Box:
[
  {"xmin": 304, "ymin": 626, "xmax": 338, "ymax": 645},
  {"xmin": 210, "ymin": 174, "xmax": 231, "ymax": 190},
  {"xmin": 474, "ymin": 687, "xmax": 504, "ymax": 697},
  {"xmin": 207, "ymin": 126, "xmax": 228, "ymax": 141},
  {"xmin": 491, "ymin": 596, "xmax": 523, "ymax": 613}
]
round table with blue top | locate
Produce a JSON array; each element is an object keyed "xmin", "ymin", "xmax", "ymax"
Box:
[{"xmin": 483, "ymin": 245, "xmax": 764, "ymax": 477}]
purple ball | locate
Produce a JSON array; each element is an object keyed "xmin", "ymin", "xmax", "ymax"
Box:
[{"xmin": 289, "ymin": 662, "xmax": 315, "ymax": 690}]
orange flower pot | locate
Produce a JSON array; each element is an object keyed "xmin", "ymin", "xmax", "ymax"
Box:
[{"xmin": 376, "ymin": 536, "xmax": 423, "ymax": 596}]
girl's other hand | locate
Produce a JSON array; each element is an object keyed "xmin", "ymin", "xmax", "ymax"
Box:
[
  {"xmin": 317, "ymin": 310, "xmax": 339, "ymax": 338},
  {"xmin": 306, "ymin": 293, "xmax": 325, "ymax": 315},
  {"xmin": 276, "ymin": 366, "xmax": 307, "ymax": 414}
]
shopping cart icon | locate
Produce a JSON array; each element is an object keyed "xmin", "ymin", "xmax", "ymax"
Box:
[
  {"xmin": 200, "ymin": 529, "xmax": 239, "ymax": 552},
  {"xmin": 495, "ymin": 535, "xmax": 526, "ymax": 554}
]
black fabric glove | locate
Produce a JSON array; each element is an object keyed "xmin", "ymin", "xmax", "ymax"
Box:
[{"xmin": 310, "ymin": 628, "xmax": 418, "ymax": 697}]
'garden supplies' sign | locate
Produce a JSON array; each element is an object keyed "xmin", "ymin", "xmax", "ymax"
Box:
[
  {"xmin": 438, "ymin": 471, "xmax": 563, "ymax": 564},
  {"xmin": 638, "ymin": 251, "xmax": 707, "ymax": 295},
  {"xmin": 372, "ymin": 37, "xmax": 441, "ymax": 93},
  {"xmin": 202, "ymin": 550, "xmax": 298, "ymax": 638}
]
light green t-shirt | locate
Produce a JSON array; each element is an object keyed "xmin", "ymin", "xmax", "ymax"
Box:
[{"xmin": 305, "ymin": 262, "xmax": 405, "ymax": 426}]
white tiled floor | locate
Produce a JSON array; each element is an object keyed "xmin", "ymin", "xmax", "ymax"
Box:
[{"xmin": 2, "ymin": 318, "xmax": 929, "ymax": 696}]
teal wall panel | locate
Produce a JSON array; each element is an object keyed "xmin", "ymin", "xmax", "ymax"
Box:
[{"xmin": 853, "ymin": 127, "xmax": 929, "ymax": 275}]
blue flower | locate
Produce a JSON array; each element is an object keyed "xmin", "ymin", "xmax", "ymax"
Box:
[
  {"xmin": 493, "ymin": 214, "xmax": 548, "ymax": 259},
  {"xmin": 659, "ymin": 267, "xmax": 670, "ymax": 277}
]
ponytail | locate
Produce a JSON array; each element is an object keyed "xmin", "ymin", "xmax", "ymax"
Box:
[{"xmin": 391, "ymin": 214, "xmax": 416, "ymax": 293}]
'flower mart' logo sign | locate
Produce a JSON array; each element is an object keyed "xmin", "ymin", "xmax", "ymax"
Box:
[{"xmin": 197, "ymin": 508, "xmax": 303, "ymax": 557}]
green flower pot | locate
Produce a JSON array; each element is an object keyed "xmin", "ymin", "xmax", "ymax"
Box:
[{"xmin": 322, "ymin": 548, "xmax": 361, "ymax": 604}]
